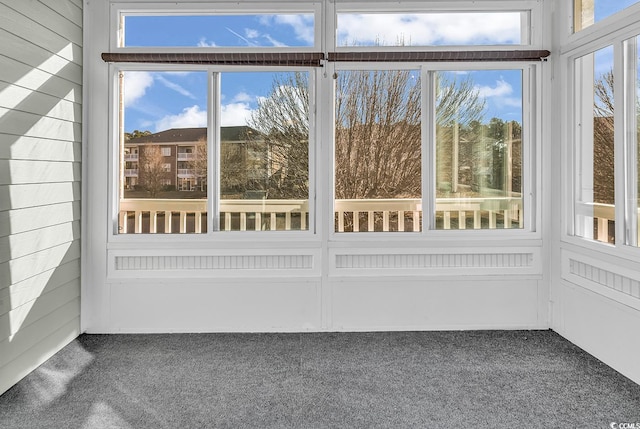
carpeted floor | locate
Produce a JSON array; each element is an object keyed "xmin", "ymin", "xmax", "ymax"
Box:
[{"xmin": 0, "ymin": 330, "xmax": 639, "ymax": 428}]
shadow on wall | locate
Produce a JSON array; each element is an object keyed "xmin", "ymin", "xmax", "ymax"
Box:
[{"xmin": 0, "ymin": 36, "xmax": 82, "ymax": 393}]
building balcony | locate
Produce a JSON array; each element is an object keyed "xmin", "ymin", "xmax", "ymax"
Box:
[
  {"xmin": 124, "ymin": 153, "xmax": 139, "ymax": 161},
  {"xmin": 177, "ymin": 169, "xmax": 195, "ymax": 177},
  {"xmin": 124, "ymin": 169, "xmax": 138, "ymax": 177},
  {"xmin": 177, "ymin": 153, "xmax": 196, "ymax": 161}
]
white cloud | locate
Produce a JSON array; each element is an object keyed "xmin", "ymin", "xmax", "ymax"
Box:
[
  {"xmin": 232, "ymin": 92, "xmax": 253, "ymax": 103},
  {"xmin": 271, "ymin": 14, "xmax": 315, "ymax": 45},
  {"xmin": 123, "ymin": 71, "xmax": 153, "ymax": 106},
  {"xmin": 155, "ymin": 75, "xmax": 196, "ymax": 99},
  {"xmin": 245, "ymin": 28, "xmax": 260, "ymax": 39},
  {"xmin": 220, "ymin": 102, "xmax": 254, "ymax": 126},
  {"xmin": 197, "ymin": 37, "xmax": 217, "ymax": 47},
  {"xmin": 475, "ymin": 79, "xmax": 513, "ymax": 98},
  {"xmin": 337, "ymin": 12, "xmax": 521, "ymax": 46},
  {"xmin": 154, "ymin": 105, "xmax": 207, "ymax": 131}
]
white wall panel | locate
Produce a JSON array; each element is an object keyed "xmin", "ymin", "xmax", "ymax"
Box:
[
  {"xmin": 108, "ymin": 280, "xmax": 322, "ymax": 333},
  {"xmin": 330, "ymin": 279, "xmax": 542, "ymax": 331},
  {"xmin": 0, "ymin": 0, "xmax": 81, "ymax": 396}
]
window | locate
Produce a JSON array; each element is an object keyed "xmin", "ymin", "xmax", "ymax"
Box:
[
  {"xmin": 118, "ymin": 70, "xmax": 209, "ymax": 234},
  {"xmin": 336, "ymin": 11, "xmax": 526, "ymax": 47},
  {"xmin": 334, "ymin": 68, "xmax": 422, "ymax": 232},
  {"xmin": 574, "ymin": 0, "xmax": 640, "ymax": 32},
  {"xmin": 435, "ymin": 69, "xmax": 524, "ymax": 230},
  {"xmin": 109, "ymin": 1, "xmax": 541, "ymax": 238},
  {"xmin": 120, "ymin": 13, "xmax": 316, "ymax": 48},
  {"xmin": 573, "ymin": 46, "xmax": 615, "ymax": 244}
]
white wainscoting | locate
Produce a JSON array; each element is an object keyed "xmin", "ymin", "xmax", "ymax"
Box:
[{"xmin": 556, "ymin": 249, "xmax": 640, "ymax": 385}]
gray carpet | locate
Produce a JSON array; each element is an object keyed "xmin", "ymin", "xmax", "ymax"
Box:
[{"xmin": 0, "ymin": 331, "xmax": 639, "ymax": 428}]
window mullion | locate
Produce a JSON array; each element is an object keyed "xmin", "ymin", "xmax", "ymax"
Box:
[
  {"xmin": 623, "ymin": 38, "xmax": 639, "ymax": 246},
  {"xmin": 209, "ymin": 71, "xmax": 220, "ymax": 233},
  {"xmin": 422, "ymin": 67, "xmax": 435, "ymax": 233}
]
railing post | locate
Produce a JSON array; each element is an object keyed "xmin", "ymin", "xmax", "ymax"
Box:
[
  {"xmin": 165, "ymin": 211, "xmax": 172, "ymax": 233},
  {"xmin": 150, "ymin": 211, "xmax": 157, "ymax": 233},
  {"xmin": 413, "ymin": 211, "xmax": 420, "ymax": 232},
  {"xmin": 135, "ymin": 211, "xmax": 142, "ymax": 233},
  {"xmin": 474, "ymin": 210, "xmax": 481, "ymax": 229},
  {"xmin": 285, "ymin": 212, "xmax": 291, "ymax": 230},
  {"xmin": 443, "ymin": 211, "xmax": 451, "ymax": 230},
  {"xmin": 383, "ymin": 211, "xmax": 389, "ymax": 232},
  {"xmin": 270, "ymin": 212, "xmax": 277, "ymax": 231},
  {"xmin": 179, "ymin": 211, "xmax": 187, "ymax": 233},
  {"xmin": 489, "ymin": 210, "xmax": 496, "ymax": 229},
  {"xmin": 597, "ymin": 218, "xmax": 609, "ymax": 242},
  {"xmin": 338, "ymin": 211, "xmax": 345, "ymax": 232},
  {"xmin": 225, "ymin": 212, "xmax": 231, "ymax": 231},
  {"xmin": 300, "ymin": 212, "xmax": 306, "ymax": 231},
  {"xmin": 458, "ymin": 211, "xmax": 466, "ymax": 230},
  {"xmin": 240, "ymin": 212, "xmax": 247, "ymax": 231},
  {"xmin": 353, "ymin": 211, "xmax": 359, "ymax": 232},
  {"xmin": 398, "ymin": 211, "xmax": 405, "ymax": 232},
  {"xmin": 255, "ymin": 212, "xmax": 262, "ymax": 231},
  {"xmin": 195, "ymin": 211, "xmax": 202, "ymax": 234},
  {"xmin": 368, "ymin": 211, "xmax": 374, "ymax": 232}
]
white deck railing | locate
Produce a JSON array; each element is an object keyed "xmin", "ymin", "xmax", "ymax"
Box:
[{"xmin": 119, "ymin": 197, "xmax": 526, "ymax": 234}]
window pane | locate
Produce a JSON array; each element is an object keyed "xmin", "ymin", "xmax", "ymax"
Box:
[
  {"xmin": 336, "ymin": 12, "xmax": 523, "ymax": 47},
  {"xmin": 122, "ymin": 14, "xmax": 314, "ymax": 48},
  {"xmin": 435, "ymin": 70, "xmax": 523, "ymax": 230},
  {"xmin": 574, "ymin": 47, "xmax": 615, "ymax": 243},
  {"xmin": 220, "ymin": 72, "xmax": 310, "ymax": 231},
  {"xmin": 574, "ymin": 0, "xmax": 639, "ymax": 32},
  {"xmin": 119, "ymin": 71, "xmax": 208, "ymax": 234},
  {"xmin": 334, "ymin": 69, "xmax": 421, "ymax": 232}
]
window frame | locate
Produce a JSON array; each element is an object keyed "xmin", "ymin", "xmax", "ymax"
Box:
[
  {"xmin": 105, "ymin": 0, "xmax": 544, "ymax": 243},
  {"xmin": 110, "ymin": 1, "xmax": 323, "ymax": 53},
  {"xmin": 108, "ymin": 63, "xmax": 318, "ymax": 242},
  {"xmin": 564, "ymin": 16, "xmax": 640, "ymax": 255},
  {"xmin": 329, "ymin": 60, "xmax": 540, "ymax": 240},
  {"xmin": 331, "ymin": 0, "xmax": 542, "ymax": 52}
]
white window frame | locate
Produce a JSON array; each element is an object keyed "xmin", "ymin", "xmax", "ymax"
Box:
[
  {"xmin": 563, "ymin": 14, "xmax": 640, "ymax": 256},
  {"xmin": 329, "ymin": 61, "xmax": 540, "ymax": 241},
  {"xmin": 330, "ymin": 0, "xmax": 543, "ymax": 51},
  {"xmin": 105, "ymin": 0, "xmax": 543, "ymax": 244},
  {"xmin": 108, "ymin": 64, "xmax": 318, "ymax": 242},
  {"xmin": 110, "ymin": 1, "xmax": 323, "ymax": 52}
]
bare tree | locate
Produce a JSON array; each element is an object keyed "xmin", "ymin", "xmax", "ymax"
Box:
[
  {"xmin": 247, "ymin": 72, "xmax": 309, "ymax": 199},
  {"xmin": 191, "ymin": 137, "xmax": 208, "ymax": 192},
  {"xmin": 249, "ymin": 70, "xmax": 486, "ymax": 200},
  {"xmin": 140, "ymin": 145, "xmax": 167, "ymax": 197},
  {"xmin": 593, "ymin": 69, "xmax": 615, "ymax": 205}
]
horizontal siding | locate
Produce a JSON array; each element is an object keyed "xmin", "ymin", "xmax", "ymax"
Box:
[
  {"xmin": 0, "ymin": 109, "xmax": 81, "ymax": 142},
  {"xmin": 0, "ymin": 160, "xmax": 81, "ymax": 185},
  {"xmin": 0, "ymin": 3, "xmax": 82, "ymax": 63},
  {"xmin": 2, "ymin": 1, "xmax": 82, "ymax": 46},
  {"xmin": 0, "ymin": 84, "xmax": 82, "ymax": 122},
  {"xmin": 0, "ymin": 241, "xmax": 81, "ymax": 290},
  {"xmin": 0, "ymin": 55, "xmax": 82, "ymax": 103},
  {"xmin": 0, "ymin": 261, "xmax": 80, "ymax": 315},
  {"xmin": 0, "ymin": 182, "xmax": 81, "ymax": 212},
  {"xmin": 0, "ymin": 201, "xmax": 81, "ymax": 237},
  {"xmin": 0, "ymin": 299, "xmax": 80, "ymax": 367},
  {"xmin": 0, "ymin": 29, "xmax": 82, "ymax": 84},
  {"xmin": 0, "ymin": 0, "xmax": 81, "ymax": 395},
  {"xmin": 0, "ymin": 316, "xmax": 80, "ymax": 396},
  {"xmin": 0, "ymin": 220, "xmax": 80, "ymax": 264},
  {"xmin": 0, "ymin": 136, "xmax": 81, "ymax": 162}
]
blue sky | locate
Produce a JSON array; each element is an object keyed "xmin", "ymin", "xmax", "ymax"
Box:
[{"xmin": 122, "ymin": 13, "xmax": 529, "ymax": 133}]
